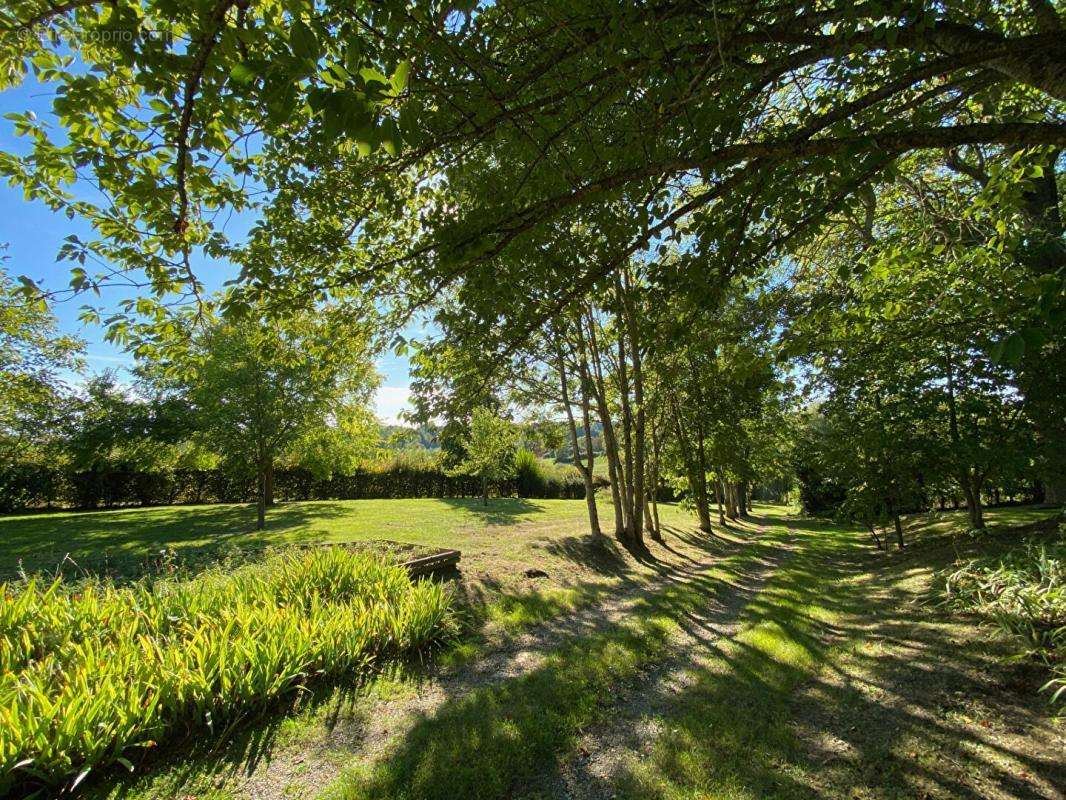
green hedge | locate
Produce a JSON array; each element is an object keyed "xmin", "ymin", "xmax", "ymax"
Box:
[{"xmin": 0, "ymin": 463, "xmax": 598, "ymax": 512}]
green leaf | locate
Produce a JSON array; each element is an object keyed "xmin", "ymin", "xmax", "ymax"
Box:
[
  {"xmin": 289, "ymin": 21, "xmax": 319, "ymax": 62},
  {"xmin": 391, "ymin": 60, "xmax": 412, "ymax": 94},
  {"xmin": 229, "ymin": 63, "xmax": 257, "ymax": 85},
  {"xmin": 1000, "ymin": 332, "xmax": 1025, "ymax": 364}
]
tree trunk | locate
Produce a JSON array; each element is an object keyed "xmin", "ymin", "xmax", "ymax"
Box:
[
  {"xmin": 725, "ymin": 481, "xmax": 739, "ymax": 520},
  {"xmin": 867, "ymin": 517, "xmax": 884, "ymax": 550},
  {"xmin": 557, "ymin": 334, "xmax": 601, "ymax": 535},
  {"xmin": 963, "ymin": 480, "xmax": 985, "ymax": 529},
  {"xmin": 586, "ymin": 310, "xmax": 626, "ymax": 537},
  {"xmin": 887, "ymin": 498, "xmax": 904, "ymax": 549},
  {"xmin": 482, "ymin": 475, "xmax": 489, "ymax": 506},
  {"xmin": 648, "ymin": 419, "xmax": 663, "ymax": 541},
  {"xmin": 256, "ymin": 458, "xmax": 266, "ymax": 531},
  {"xmin": 736, "ymin": 482, "xmax": 748, "ymax": 518},
  {"xmin": 643, "ymin": 496, "xmax": 661, "ymax": 542},
  {"xmin": 614, "ymin": 301, "xmax": 635, "ymax": 545},
  {"xmin": 671, "ymin": 397, "xmax": 712, "ymax": 532},
  {"xmin": 715, "ymin": 476, "xmax": 726, "ymax": 524},
  {"xmin": 623, "ymin": 276, "xmax": 646, "ymax": 551},
  {"xmin": 264, "ymin": 460, "xmax": 275, "ymax": 507}
]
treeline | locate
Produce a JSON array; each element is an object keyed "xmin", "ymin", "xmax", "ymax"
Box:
[{"xmin": 0, "ymin": 461, "xmax": 596, "ymax": 513}]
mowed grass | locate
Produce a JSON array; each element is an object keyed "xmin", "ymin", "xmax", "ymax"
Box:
[{"xmin": 0, "ymin": 497, "xmax": 702, "ymax": 582}]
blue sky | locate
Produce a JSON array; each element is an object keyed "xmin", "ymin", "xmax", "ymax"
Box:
[{"xmin": 0, "ymin": 80, "xmax": 415, "ymax": 423}]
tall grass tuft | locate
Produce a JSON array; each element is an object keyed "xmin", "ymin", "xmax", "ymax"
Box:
[
  {"xmin": 514, "ymin": 450, "xmax": 585, "ymax": 499},
  {"xmin": 0, "ymin": 548, "xmax": 457, "ymax": 796},
  {"xmin": 943, "ymin": 536, "xmax": 1065, "ymax": 704}
]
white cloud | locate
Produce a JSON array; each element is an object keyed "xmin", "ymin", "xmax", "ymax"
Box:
[{"xmin": 374, "ymin": 385, "xmax": 412, "ymax": 425}]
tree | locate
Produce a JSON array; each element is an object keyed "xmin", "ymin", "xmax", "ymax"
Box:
[
  {"xmin": 154, "ymin": 309, "xmax": 376, "ymax": 529},
  {"xmin": 63, "ymin": 371, "xmax": 188, "ymax": 472},
  {"xmin": 0, "ymin": 263, "xmax": 83, "ymax": 466},
  {"xmin": 456, "ymin": 407, "xmax": 519, "ymax": 506}
]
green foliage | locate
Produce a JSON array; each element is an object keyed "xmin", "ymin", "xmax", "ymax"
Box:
[
  {"xmin": 513, "ymin": 449, "xmax": 585, "ymax": 499},
  {"xmin": 282, "ymin": 403, "xmax": 381, "ymax": 480},
  {"xmin": 943, "ymin": 531, "xmax": 1066, "ymax": 704},
  {"xmin": 0, "ymin": 264, "xmax": 83, "ymax": 465},
  {"xmin": 454, "ymin": 408, "xmax": 518, "ymax": 492},
  {"xmin": 0, "ymin": 547, "xmax": 457, "ymax": 795}
]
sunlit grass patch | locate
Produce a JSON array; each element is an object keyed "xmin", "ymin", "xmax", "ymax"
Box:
[{"xmin": 487, "ymin": 587, "xmax": 583, "ymax": 631}]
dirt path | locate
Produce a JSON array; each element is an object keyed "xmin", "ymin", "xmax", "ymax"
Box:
[
  {"xmin": 516, "ymin": 519, "xmax": 793, "ymax": 799},
  {"xmin": 240, "ymin": 524, "xmax": 781, "ymax": 800}
]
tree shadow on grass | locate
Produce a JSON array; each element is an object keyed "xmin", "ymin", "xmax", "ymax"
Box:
[
  {"xmin": 0, "ymin": 500, "xmax": 355, "ymax": 582},
  {"xmin": 437, "ymin": 496, "xmax": 546, "ymax": 526},
  {"xmin": 597, "ymin": 515, "xmax": 1066, "ymax": 800},
  {"xmin": 541, "ymin": 534, "xmax": 632, "ymax": 577}
]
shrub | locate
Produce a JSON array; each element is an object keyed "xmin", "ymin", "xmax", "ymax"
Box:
[
  {"xmin": 0, "ymin": 548, "xmax": 457, "ymax": 796},
  {"xmin": 514, "ymin": 450, "xmax": 587, "ymax": 499},
  {"xmin": 942, "ymin": 534, "xmax": 1066, "ymax": 705}
]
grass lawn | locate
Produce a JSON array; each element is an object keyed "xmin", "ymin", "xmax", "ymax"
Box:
[{"xmin": 0, "ymin": 496, "xmax": 703, "ymax": 583}]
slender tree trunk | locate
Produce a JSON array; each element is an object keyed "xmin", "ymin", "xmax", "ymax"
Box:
[
  {"xmin": 887, "ymin": 497, "xmax": 904, "ymax": 549},
  {"xmin": 615, "ymin": 304, "xmax": 635, "ymax": 545},
  {"xmin": 256, "ymin": 455, "xmax": 266, "ymax": 531},
  {"xmin": 482, "ymin": 475, "xmax": 489, "ymax": 506},
  {"xmin": 264, "ymin": 460, "xmax": 275, "ymax": 507},
  {"xmin": 671, "ymin": 397, "xmax": 711, "ymax": 532},
  {"xmin": 579, "ymin": 377, "xmax": 601, "ymax": 535},
  {"xmin": 963, "ymin": 480, "xmax": 985, "ymax": 529},
  {"xmin": 725, "ymin": 481, "xmax": 738, "ymax": 520},
  {"xmin": 686, "ymin": 360, "xmax": 712, "ymax": 532},
  {"xmin": 867, "ymin": 517, "xmax": 884, "ymax": 550},
  {"xmin": 624, "ymin": 279, "xmax": 646, "ymax": 551},
  {"xmin": 586, "ymin": 310, "xmax": 626, "ymax": 537},
  {"xmin": 715, "ymin": 475, "xmax": 726, "ymax": 524},
  {"xmin": 736, "ymin": 482, "xmax": 748, "ymax": 518},
  {"xmin": 945, "ymin": 352, "xmax": 985, "ymax": 530},
  {"xmin": 649, "ymin": 421, "xmax": 662, "ymax": 540},
  {"xmin": 556, "ymin": 335, "xmax": 601, "ymax": 535}
]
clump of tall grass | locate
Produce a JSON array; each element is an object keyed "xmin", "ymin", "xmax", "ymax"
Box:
[
  {"xmin": 514, "ymin": 450, "xmax": 586, "ymax": 499},
  {"xmin": 0, "ymin": 548, "xmax": 457, "ymax": 796},
  {"xmin": 943, "ymin": 536, "xmax": 1066, "ymax": 705}
]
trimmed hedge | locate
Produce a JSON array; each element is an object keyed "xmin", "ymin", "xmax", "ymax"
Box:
[{"xmin": 0, "ymin": 463, "xmax": 595, "ymax": 512}]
